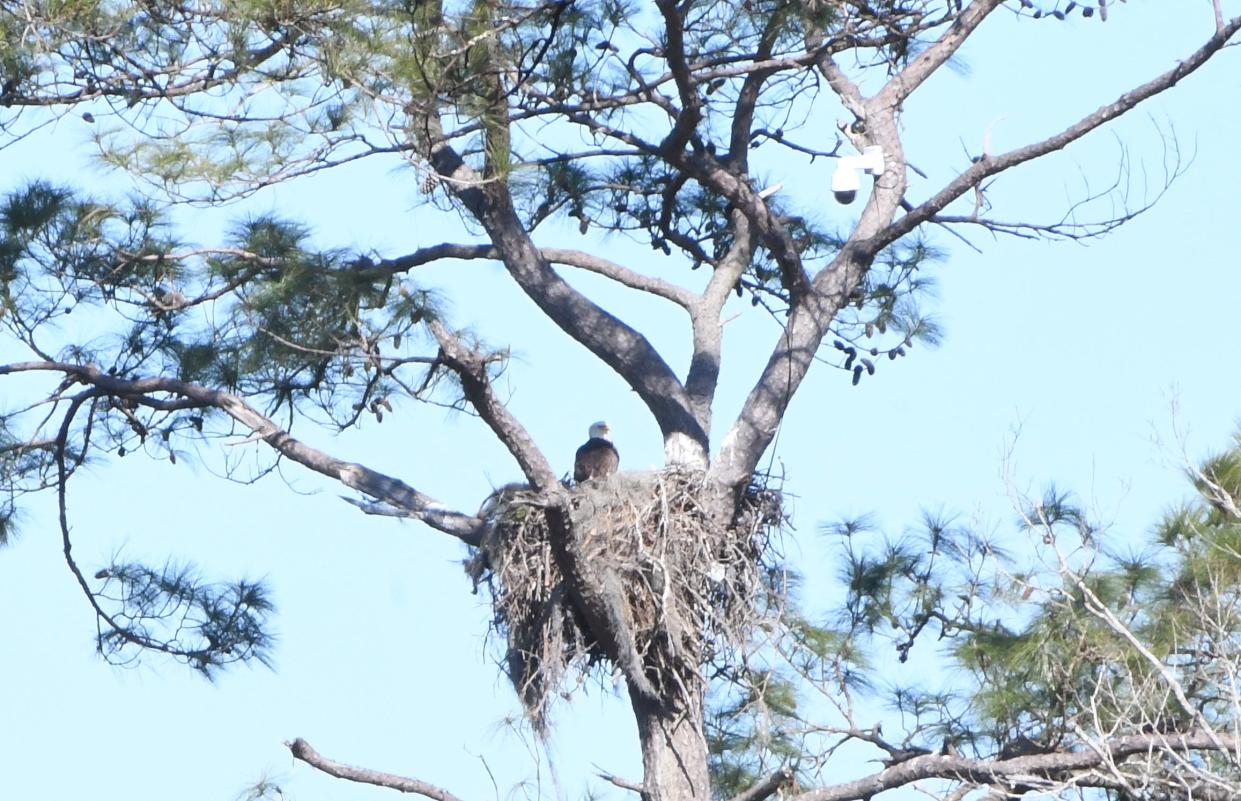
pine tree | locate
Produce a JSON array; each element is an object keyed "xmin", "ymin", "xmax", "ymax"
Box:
[{"xmin": 2, "ymin": 2, "xmax": 1240, "ymax": 800}]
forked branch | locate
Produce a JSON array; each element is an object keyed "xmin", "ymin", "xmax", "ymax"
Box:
[
  {"xmin": 422, "ymin": 128, "xmax": 708, "ymax": 457},
  {"xmin": 714, "ymin": 11, "xmax": 1241, "ymax": 492}
]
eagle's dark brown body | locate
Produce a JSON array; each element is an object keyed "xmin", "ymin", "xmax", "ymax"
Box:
[{"xmin": 574, "ymin": 423, "xmax": 619, "ymax": 482}]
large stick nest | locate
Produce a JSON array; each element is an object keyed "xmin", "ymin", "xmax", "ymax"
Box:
[{"xmin": 466, "ymin": 468, "xmax": 785, "ymax": 729}]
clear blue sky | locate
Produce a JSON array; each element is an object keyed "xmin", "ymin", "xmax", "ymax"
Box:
[{"xmin": 1, "ymin": 5, "xmax": 1240, "ymax": 801}]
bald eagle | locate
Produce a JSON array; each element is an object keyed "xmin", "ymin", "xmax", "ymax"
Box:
[{"xmin": 574, "ymin": 421, "xmax": 619, "ymax": 483}]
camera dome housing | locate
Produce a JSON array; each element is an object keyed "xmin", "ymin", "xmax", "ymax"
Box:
[
  {"xmin": 831, "ymin": 165, "xmax": 861, "ymax": 204},
  {"xmin": 830, "ymin": 146, "xmax": 886, "ymax": 205}
]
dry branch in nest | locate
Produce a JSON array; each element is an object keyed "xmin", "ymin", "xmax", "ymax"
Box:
[{"xmin": 466, "ymin": 468, "xmax": 786, "ymax": 730}]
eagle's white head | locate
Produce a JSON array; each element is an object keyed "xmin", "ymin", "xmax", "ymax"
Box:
[{"xmin": 588, "ymin": 421, "xmax": 612, "ymax": 441}]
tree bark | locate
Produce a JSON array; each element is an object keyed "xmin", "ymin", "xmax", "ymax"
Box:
[
  {"xmin": 632, "ymin": 695, "xmax": 711, "ymax": 801},
  {"xmin": 422, "ymin": 133, "xmax": 709, "ymax": 461}
]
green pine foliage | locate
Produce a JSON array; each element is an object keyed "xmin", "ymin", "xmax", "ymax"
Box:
[
  {"xmin": 0, "ymin": 180, "xmax": 445, "ymax": 671},
  {"xmin": 709, "ymin": 432, "xmax": 1241, "ymax": 784},
  {"xmin": 814, "ymin": 445, "xmax": 1241, "ymax": 760},
  {"xmin": 0, "ymin": 0, "xmax": 949, "ymax": 680},
  {"xmin": 93, "ymin": 560, "xmax": 277, "ymax": 678},
  {"xmin": 704, "ymin": 436, "xmax": 1241, "ymax": 790},
  {"xmin": 4, "ymin": 3, "xmax": 1235, "ymax": 796}
]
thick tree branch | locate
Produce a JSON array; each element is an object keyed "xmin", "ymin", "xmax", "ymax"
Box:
[
  {"xmin": 815, "ymin": 54, "xmax": 865, "ymax": 123},
  {"xmin": 423, "ymin": 130, "xmax": 708, "ymax": 461},
  {"xmin": 875, "ymin": 0, "xmax": 1005, "ymax": 110},
  {"xmin": 680, "ymin": 9, "xmax": 784, "ymax": 428},
  {"xmin": 715, "ymin": 16, "xmax": 1241, "ymax": 491},
  {"xmin": 711, "ymin": 88, "xmax": 904, "ymax": 490},
  {"xmin": 659, "ymin": 20, "xmax": 784, "ymax": 424},
  {"xmin": 791, "ymin": 730, "xmax": 1241, "ymax": 801},
  {"xmin": 672, "ymin": 151, "xmax": 811, "ymax": 300},
  {"xmin": 711, "ymin": 275, "xmax": 858, "ymax": 490},
  {"xmin": 802, "ymin": 10, "xmax": 865, "ymax": 125},
  {"xmin": 0, "ymin": 361, "xmax": 483, "ymax": 544},
  {"xmin": 287, "ymin": 738, "xmax": 469, "ymax": 801},
  {"xmin": 687, "ymin": 212, "xmax": 755, "ymax": 428},
  {"xmin": 427, "ymin": 322, "xmax": 560, "ymax": 490},
  {"xmin": 726, "ymin": 14, "xmax": 782, "ymax": 168},
  {"xmin": 656, "ymin": 0, "xmax": 703, "ymax": 157},
  {"xmin": 684, "ymin": 58, "xmax": 782, "ymax": 422},
  {"xmin": 882, "ymin": 14, "xmax": 1241, "ymax": 248}
]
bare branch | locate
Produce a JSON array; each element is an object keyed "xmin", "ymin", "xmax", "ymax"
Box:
[
  {"xmin": 884, "ymin": 14, "xmax": 1241, "ymax": 247},
  {"xmin": 55, "ymin": 391, "xmax": 179, "ymax": 656},
  {"xmin": 0, "ymin": 361, "xmax": 483, "ymax": 544},
  {"xmin": 875, "ymin": 1, "xmax": 1006, "ymax": 110},
  {"xmin": 710, "ymin": 242, "xmax": 871, "ymax": 491},
  {"xmin": 655, "ymin": 0, "xmax": 704, "ymax": 157},
  {"xmin": 790, "ymin": 730, "xmax": 1241, "ymax": 801},
  {"xmin": 688, "ymin": 211, "xmax": 755, "ymax": 427},
  {"xmin": 381, "ymin": 244, "xmax": 696, "ymax": 310},
  {"xmin": 1064, "ymin": 556, "xmax": 1233, "ymax": 756},
  {"xmin": 815, "ymin": 55, "xmax": 865, "ymax": 123},
  {"xmin": 686, "ymin": 8, "xmax": 787, "ymax": 427},
  {"xmin": 598, "ymin": 771, "xmax": 646, "ymax": 795},
  {"xmin": 712, "ymin": 12, "xmax": 1241, "ymax": 491},
  {"xmin": 287, "ymin": 738, "xmax": 469, "ymax": 801}
]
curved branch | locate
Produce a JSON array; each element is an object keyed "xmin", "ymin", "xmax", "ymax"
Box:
[
  {"xmin": 288, "ymin": 738, "xmax": 469, "ymax": 801},
  {"xmin": 54, "ymin": 391, "xmax": 181, "ymax": 656},
  {"xmin": 881, "ymin": 14, "xmax": 1241, "ymax": 248},
  {"xmin": 381, "ymin": 244, "xmax": 697, "ymax": 310},
  {"xmin": 0, "ymin": 360, "xmax": 483, "ymax": 544}
]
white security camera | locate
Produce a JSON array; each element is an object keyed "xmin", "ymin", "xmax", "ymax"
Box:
[
  {"xmin": 831, "ymin": 146, "xmax": 886, "ymax": 205},
  {"xmin": 831, "ymin": 166, "xmax": 860, "ymax": 204}
]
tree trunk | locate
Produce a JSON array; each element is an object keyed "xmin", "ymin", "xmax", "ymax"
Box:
[
  {"xmin": 632, "ymin": 695, "xmax": 711, "ymax": 801},
  {"xmin": 664, "ymin": 431, "xmax": 709, "ymax": 470}
]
